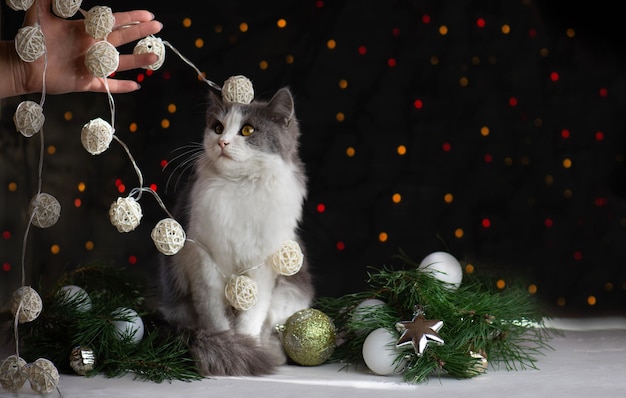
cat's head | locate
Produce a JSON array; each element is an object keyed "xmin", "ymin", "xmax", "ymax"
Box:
[{"xmin": 200, "ymin": 87, "xmax": 301, "ymax": 176}]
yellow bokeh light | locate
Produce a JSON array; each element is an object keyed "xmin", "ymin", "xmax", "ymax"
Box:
[
  {"xmin": 8, "ymin": 182, "xmax": 17, "ymax": 192},
  {"xmin": 392, "ymin": 193, "xmax": 401, "ymax": 203},
  {"xmin": 501, "ymin": 24, "xmax": 511, "ymax": 34},
  {"xmin": 77, "ymin": 182, "xmax": 86, "ymax": 192},
  {"xmin": 277, "ymin": 19, "xmax": 287, "ymax": 28},
  {"xmin": 285, "ymin": 54, "xmax": 294, "ymax": 64},
  {"xmin": 563, "ymin": 189, "xmax": 573, "ymax": 198},
  {"xmin": 545, "ymin": 175, "xmax": 554, "ymax": 186},
  {"xmin": 528, "ymin": 284, "xmax": 537, "ymax": 294},
  {"xmin": 604, "ymin": 282, "xmax": 614, "ymax": 292},
  {"xmin": 471, "ymin": 56, "xmax": 480, "ymax": 66},
  {"xmin": 259, "ymin": 60, "xmax": 269, "ymax": 70},
  {"xmin": 50, "ymin": 244, "xmax": 60, "ymax": 254},
  {"xmin": 430, "ymin": 55, "xmax": 439, "ymax": 65},
  {"xmin": 327, "ymin": 39, "xmax": 336, "ymax": 49},
  {"xmin": 465, "ymin": 263, "xmax": 474, "ymax": 274},
  {"xmin": 397, "ymin": 145, "xmax": 407, "ymax": 155},
  {"xmin": 129, "ymin": 122, "xmax": 138, "ymax": 133},
  {"xmin": 214, "ymin": 24, "xmax": 223, "ymax": 33},
  {"xmin": 438, "ymin": 25, "xmax": 448, "ymax": 35},
  {"xmin": 161, "ymin": 119, "xmax": 170, "ymax": 129},
  {"xmin": 240, "ymin": 22, "xmax": 249, "ymax": 32},
  {"xmin": 496, "ymin": 279, "xmax": 506, "ymax": 289},
  {"xmin": 182, "ymin": 18, "xmax": 192, "ymax": 28},
  {"xmin": 47, "ymin": 145, "xmax": 56, "ymax": 155},
  {"xmin": 444, "ymin": 193, "xmax": 454, "ymax": 203},
  {"xmin": 557, "ymin": 297, "xmax": 566, "ymax": 307},
  {"xmin": 378, "ymin": 232, "xmax": 388, "ymax": 242},
  {"xmin": 168, "ymin": 103, "xmax": 177, "ymax": 113},
  {"xmin": 195, "ymin": 38, "xmax": 204, "ymax": 48},
  {"xmin": 336, "ymin": 112, "xmax": 345, "ymax": 122},
  {"xmin": 338, "ymin": 79, "xmax": 348, "ymax": 89},
  {"xmin": 566, "ymin": 28, "xmax": 575, "ymax": 38},
  {"xmin": 459, "ymin": 76, "xmax": 469, "ymax": 87},
  {"xmin": 539, "ymin": 47, "xmax": 549, "ymax": 57},
  {"xmin": 454, "ymin": 228, "xmax": 464, "ymax": 238},
  {"xmin": 346, "ymin": 147, "xmax": 355, "ymax": 157},
  {"xmin": 480, "ymin": 126, "xmax": 490, "ymax": 136},
  {"xmin": 85, "ymin": 241, "xmax": 95, "ymax": 250},
  {"xmin": 562, "ymin": 158, "xmax": 572, "ymax": 168},
  {"xmin": 504, "ymin": 157, "xmax": 513, "ymax": 166},
  {"xmin": 64, "ymin": 111, "xmax": 73, "ymax": 121},
  {"xmin": 587, "ymin": 295, "xmax": 596, "ymax": 306}
]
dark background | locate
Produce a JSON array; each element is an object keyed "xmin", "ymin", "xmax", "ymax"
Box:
[{"xmin": 1, "ymin": 0, "xmax": 624, "ymax": 316}]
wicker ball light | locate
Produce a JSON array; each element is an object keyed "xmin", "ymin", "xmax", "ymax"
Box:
[
  {"xmin": 28, "ymin": 192, "xmax": 61, "ymax": 229},
  {"xmin": 109, "ymin": 197, "xmax": 143, "ymax": 232},
  {"xmin": 81, "ymin": 117, "xmax": 113, "ymax": 155},
  {"xmin": 9, "ymin": 286, "xmax": 42, "ymax": 324},
  {"xmin": 13, "ymin": 100, "xmax": 44, "ymax": 137},
  {"xmin": 14, "ymin": 24, "xmax": 45, "ymax": 63},
  {"xmin": 151, "ymin": 218, "xmax": 186, "ymax": 255},
  {"xmin": 225, "ymin": 275, "xmax": 258, "ymax": 311},
  {"xmin": 133, "ymin": 35, "xmax": 166, "ymax": 70}
]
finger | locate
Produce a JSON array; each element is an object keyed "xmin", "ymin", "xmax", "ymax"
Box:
[
  {"xmin": 108, "ymin": 20, "xmax": 163, "ymax": 47},
  {"xmin": 117, "ymin": 53, "xmax": 160, "ymax": 72},
  {"xmin": 87, "ymin": 78, "xmax": 141, "ymax": 94},
  {"xmin": 113, "ymin": 10, "xmax": 156, "ymax": 27}
]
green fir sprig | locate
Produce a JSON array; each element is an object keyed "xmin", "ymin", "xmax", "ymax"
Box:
[
  {"xmin": 315, "ymin": 251, "xmax": 556, "ymax": 384},
  {"xmin": 3, "ymin": 263, "xmax": 202, "ymax": 383}
]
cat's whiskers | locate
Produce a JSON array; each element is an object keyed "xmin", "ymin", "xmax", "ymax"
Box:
[{"xmin": 163, "ymin": 143, "xmax": 203, "ymax": 194}]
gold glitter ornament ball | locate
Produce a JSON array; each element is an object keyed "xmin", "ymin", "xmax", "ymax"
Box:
[
  {"xmin": 69, "ymin": 346, "xmax": 96, "ymax": 376},
  {"xmin": 10, "ymin": 286, "xmax": 43, "ymax": 323},
  {"xmin": 28, "ymin": 358, "xmax": 59, "ymax": 395},
  {"xmin": 280, "ymin": 308, "xmax": 336, "ymax": 366},
  {"xmin": 0, "ymin": 355, "xmax": 27, "ymax": 393}
]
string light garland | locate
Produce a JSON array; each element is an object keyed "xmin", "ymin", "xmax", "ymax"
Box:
[
  {"xmin": 52, "ymin": 0, "xmax": 82, "ymax": 18},
  {"xmin": 6, "ymin": 0, "xmax": 35, "ymax": 11},
  {"xmin": 0, "ymin": 355, "xmax": 28, "ymax": 392},
  {"xmin": 81, "ymin": 117, "xmax": 114, "ymax": 155},
  {"xmin": 14, "ymin": 24, "xmax": 45, "ymax": 62},
  {"xmin": 82, "ymin": 5, "xmax": 115, "ymax": 40},
  {"xmin": 13, "ymin": 100, "xmax": 45, "ymax": 137},
  {"xmin": 28, "ymin": 192, "xmax": 61, "ymax": 228}
]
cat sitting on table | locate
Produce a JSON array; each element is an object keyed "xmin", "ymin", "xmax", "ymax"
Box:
[{"xmin": 158, "ymin": 85, "xmax": 314, "ymax": 376}]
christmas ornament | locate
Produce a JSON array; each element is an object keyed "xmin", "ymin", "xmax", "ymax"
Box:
[
  {"xmin": 0, "ymin": 355, "xmax": 27, "ymax": 393},
  {"xmin": 52, "ymin": 0, "xmax": 82, "ymax": 18},
  {"xmin": 14, "ymin": 24, "xmax": 45, "ymax": 62},
  {"xmin": 69, "ymin": 345, "xmax": 96, "ymax": 376},
  {"xmin": 418, "ymin": 251, "xmax": 463, "ymax": 291},
  {"xmin": 271, "ymin": 240, "xmax": 304, "ymax": 276},
  {"xmin": 279, "ymin": 308, "xmax": 336, "ymax": 366},
  {"xmin": 27, "ymin": 358, "xmax": 59, "ymax": 394},
  {"xmin": 133, "ymin": 35, "xmax": 166, "ymax": 70},
  {"xmin": 84, "ymin": 40, "xmax": 119, "ymax": 78},
  {"xmin": 59, "ymin": 284, "xmax": 92, "ymax": 312},
  {"xmin": 395, "ymin": 306, "xmax": 444, "ymax": 356},
  {"xmin": 362, "ymin": 328, "xmax": 404, "ymax": 376},
  {"xmin": 224, "ymin": 275, "xmax": 257, "ymax": 311},
  {"xmin": 111, "ymin": 307, "xmax": 145, "ymax": 344},
  {"xmin": 109, "ymin": 196, "xmax": 143, "ymax": 232},
  {"xmin": 81, "ymin": 117, "xmax": 114, "ymax": 155},
  {"xmin": 28, "ymin": 192, "xmax": 61, "ymax": 228},
  {"xmin": 6, "ymin": 0, "xmax": 35, "ymax": 11},
  {"xmin": 9, "ymin": 286, "xmax": 42, "ymax": 323},
  {"xmin": 13, "ymin": 100, "xmax": 44, "ymax": 137},
  {"xmin": 470, "ymin": 350, "xmax": 488, "ymax": 374},
  {"xmin": 222, "ymin": 75, "xmax": 254, "ymax": 104},
  {"xmin": 151, "ymin": 217, "xmax": 186, "ymax": 255},
  {"xmin": 83, "ymin": 5, "xmax": 115, "ymax": 40},
  {"xmin": 352, "ymin": 298, "xmax": 386, "ymax": 336}
]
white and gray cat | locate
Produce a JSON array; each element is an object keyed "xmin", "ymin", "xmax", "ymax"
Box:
[{"xmin": 158, "ymin": 86, "xmax": 314, "ymax": 376}]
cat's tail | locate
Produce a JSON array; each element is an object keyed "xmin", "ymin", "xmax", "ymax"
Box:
[{"xmin": 189, "ymin": 329, "xmax": 281, "ymax": 376}]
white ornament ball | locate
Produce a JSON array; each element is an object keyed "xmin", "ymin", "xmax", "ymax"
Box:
[
  {"xmin": 52, "ymin": 0, "xmax": 82, "ymax": 18},
  {"xmin": 6, "ymin": 0, "xmax": 35, "ymax": 11},
  {"xmin": 418, "ymin": 251, "xmax": 463, "ymax": 291},
  {"xmin": 13, "ymin": 100, "xmax": 44, "ymax": 137},
  {"xmin": 28, "ymin": 358, "xmax": 59, "ymax": 394},
  {"xmin": 151, "ymin": 218, "xmax": 186, "ymax": 255},
  {"xmin": 352, "ymin": 298, "xmax": 386, "ymax": 336},
  {"xmin": 271, "ymin": 240, "xmax": 303, "ymax": 276},
  {"xmin": 84, "ymin": 5, "xmax": 115, "ymax": 40},
  {"xmin": 111, "ymin": 307, "xmax": 145, "ymax": 344},
  {"xmin": 14, "ymin": 24, "xmax": 45, "ymax": 62},
  {"xmin": 81, "ymin": 117, "xmax": 113, "ymax": 155},
  {"xmin": 84, "ymin": 40, "xmax": 119, "ymax": 78},
  {"xmin": 109, "ymin": 197, "xmax": 143, "ymax": 232},
  {"xmin": 0, "ymin": 355, "xmax": 27, "ymax": 393},
  {"xmin": 362, "ymin": 328, "xmax": 404, "ymax": 376},
  {"xmin": 10, "ymin": 286, "xmax": 43, "ymax": 323},
  {"xmin": 222, "ymin": 75, "xmax": 254, "ymax": 104},
  {"xmin": 59, "ymin": 285, "xmax": 92, "ymax": 312},
  {"xmin": 29, "ymin": 192, "xmax": 61, "ymax": 228},
  {"xmin": 133, "ymin": 35, "xmax": 166, "ymax": 70},
  {"xmin": 225, "ymin": 275, "xmax": 257, "ymax": 311}
]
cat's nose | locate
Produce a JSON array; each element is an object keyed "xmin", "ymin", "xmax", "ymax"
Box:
[{"xmin": 218, "ymin": 140, "xmax": 229, "ymax": 149}]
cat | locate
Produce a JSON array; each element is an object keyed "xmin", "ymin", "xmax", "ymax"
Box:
[{"xmin": 158, "ymin": 86, "xmax": 314, "ymax": 376}]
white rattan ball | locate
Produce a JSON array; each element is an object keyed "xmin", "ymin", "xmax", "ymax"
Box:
[
  {"xmin": 222, "ymin": 75, "xmax": 254, "ymax": 104},
  {"xmin": 133, "ymin": 35, "xmax": 165, "ymax": 70},
  {"xmin": 29, "ymin": 192, "xmax": 61, "ymax": 228},
  {"xmin": 27, "ymin": 358, "xmax": 59, "ymax": 395},
  {"xmin": 109, "ymin": 197, "xmax": 143, "ymax": 232},
  {"xmin": 271, "ymin": 240, "xmax": 304, "ymax": 276},
  {"xmin": 13, "ymin": 100, "xmax": 44, "ymax": 137},
  {"xmin": 52, "ymin": 0, "xmax": 82, "ymax": 18},
  {"xmin": 6, "ymin": 0, "xmax": 35, "ymax": 11},
  {"xmin": 0, "ymin": 355, "xmax": 27, "ymax": 393},
  {"xmin": 14, "ymin": 24, "xmax": 45, "ymax": 63},
  {"xmin": 84, "ymin": 5, "xmax": 115, "ymax": 40},
  {"xmin": 151, "ymin": 218, "xmax": 186, "ymax": 255},
  {"xmin": 225, "ymin": 275, "xmax": 257, "ymax": 311},
  {"xmin": 81, "ymin": 117, "xmax": 113, "ymax": 155},
  {"xmin": 85, "ymin": 40, "xmax": 119, "ymax": 78},
  {"xmin": 9, "ymin": 286, "xmax": 42, "ymax": 323}
]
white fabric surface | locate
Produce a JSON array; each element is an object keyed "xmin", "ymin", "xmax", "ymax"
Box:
[{"xmin": 2, "ymin": 317, "xmax": 625, "ymax": 398}]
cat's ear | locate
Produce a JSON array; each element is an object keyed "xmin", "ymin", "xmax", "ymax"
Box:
[{"xmin": 267, "ymin": 87, "xmax": 295, "ymax": 126}]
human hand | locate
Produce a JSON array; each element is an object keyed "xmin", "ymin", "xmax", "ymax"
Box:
[{"xmin": 12, "ymin": 0, "xmax": 163, "ymax": 96}]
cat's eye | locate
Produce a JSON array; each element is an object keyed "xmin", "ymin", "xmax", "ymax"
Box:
[
  {"xmin": 240, "ymin": 124, "xmax": 255, "ymax": 136},
  {"xmin": 213, "ymin": 121, "xmax": 224, "ymax": 134}
]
